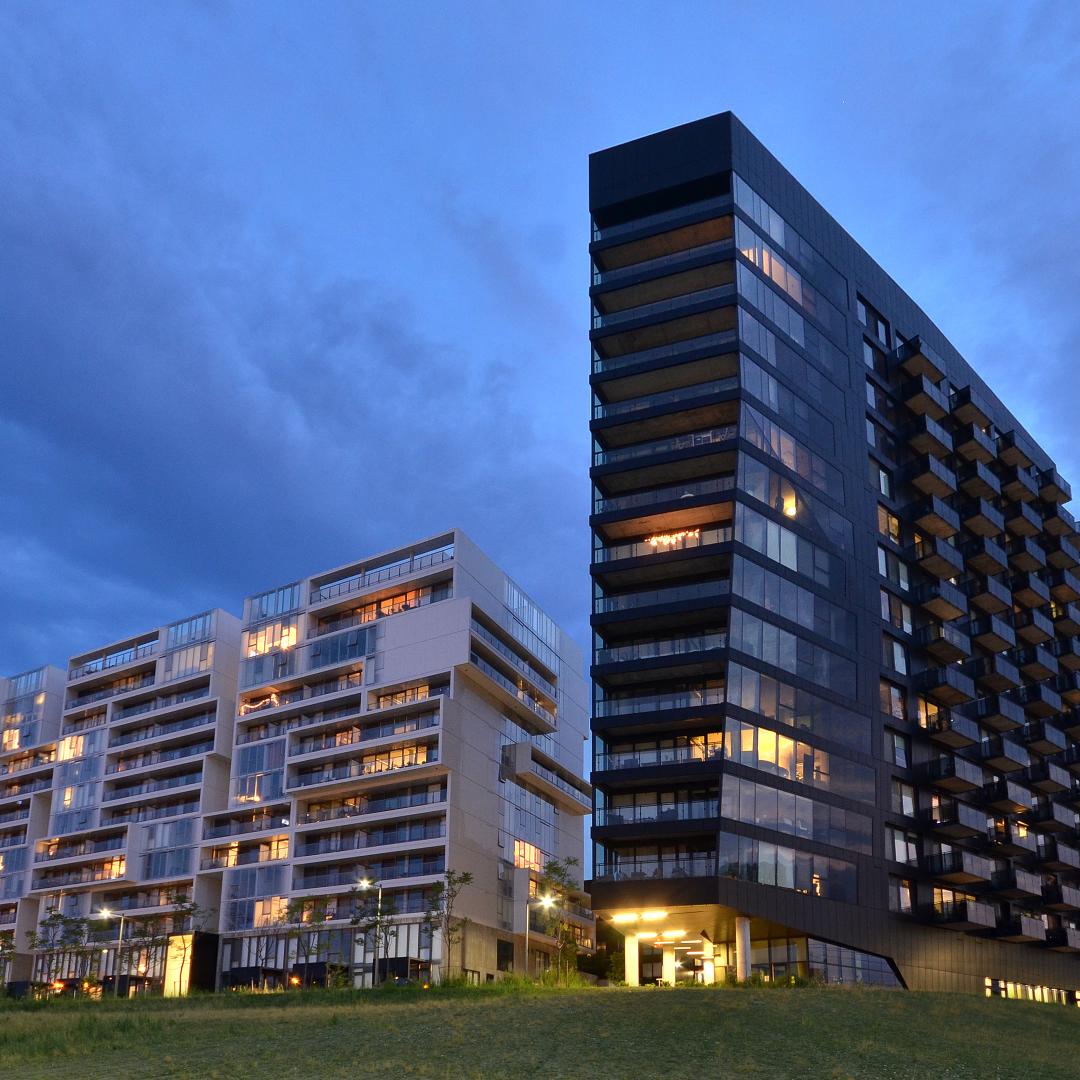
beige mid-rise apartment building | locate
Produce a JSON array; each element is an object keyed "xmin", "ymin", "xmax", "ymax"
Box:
[{"xmin": 0, "ymin": 529, "xmax": 591, "ymax": 992}]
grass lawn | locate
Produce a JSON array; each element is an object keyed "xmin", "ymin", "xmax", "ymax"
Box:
[{"xmin": 1, "ymin": 983, "xmax": 1078, "ymax": 1079}]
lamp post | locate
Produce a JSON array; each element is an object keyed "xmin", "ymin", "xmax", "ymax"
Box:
[
  {"xmin": 99, "ymin": 908, "xmax": 126, "ymax": 999},
  {"xmin": 358, "ymin": 877, "xmax": 383, "ymax": 987},
  {"xmin": 523, "ymin": 894, "xmax": 553, "ymax": 978}
]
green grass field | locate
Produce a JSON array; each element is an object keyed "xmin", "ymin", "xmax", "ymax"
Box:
[{"xmin": 1, "ymin": 984, "xmax": 1077, "ymax": 1079}]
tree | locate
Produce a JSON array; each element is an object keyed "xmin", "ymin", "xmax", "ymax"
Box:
[
  {"xmin": 166, "ymin": 889, "xmax": 209, "ymax": 995},
  {"xmin": 422, "ymin": 870, "xmax": 473, "ymax": 983},
  {"xmin": 536, "ymin": 857, "xmax": 584, "ymax": 986},
  {"xmin": 29, "ymin": 907, "xmax": 79, "ymax": 992},
  {"xmin": 284, "ymin": 896, "xmax": 332, "ymax": 987},
  {"xmin": 0, "ymin": 930, "xmax": 16, "ymax": 985},
  {"xmin": 350, "ymin": 891, "xmax": 398, "ymax": 986}
]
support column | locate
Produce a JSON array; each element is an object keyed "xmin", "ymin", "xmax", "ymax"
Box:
[
  {"xmin": 735, "ymin": 915, "xmax": 751, "ymax": 982},
  {"xmin": 661, "ymin": 943, "xmax": 677, "ymax": 986},
  {"xmin": 702, "ymin": 939, "xmax": 715, "ymax": 985},
  {"xmin": 623, "ymin": 932, "xmax": 640, "ymax": 986}
]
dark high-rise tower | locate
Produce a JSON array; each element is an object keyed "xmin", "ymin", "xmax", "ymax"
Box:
[{"xmin": 588, "ymin": 112, "xmax": 1080, "ymax": 998}]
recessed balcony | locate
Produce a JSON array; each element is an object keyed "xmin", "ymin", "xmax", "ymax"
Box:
[
  {"xmin": 902, "ymin": 374, "xmax": 949, "ymax": 420},
  {"xmin": 915, "ymin": 665, "xmax": 975, "ymax": 705},
  {"xmin": 998, "ymin": 464, "xmax": 1039, "ymax": 504},
  {"xmin": 1004, "ymin": 500, "xmax": 1042, "ymax": 538},
  {"xmin": 905, "ymin": 414, "xmax": 953, "ymax": 459},
  {"xmin": 979, "ymin": 735, "xmax": 1029, "ymax": 773},
  {"xmin": 966, "ymin": 614, "xmax": 1015, "ymax": 654},
  {"xmin": 953, "ymin": 422, "xmax": 996, "ymax": 465},
  {"xmin": 961, "ymin": 537, "xmax": 1009, "ymax": 578},
  {"xmin": 910, "ymin": 495, "xmax": 960, "ymax": 539},
  {"xmin": 1038, "ymin": 467, "xmax": 1072, "ymax": 505},
  {"xmin": 915, "ymin": 580, "xmax": 968, "ymax": 622},
  {"xmin": 915, "ymin": 622, "xmax": 971, "ymax": 664},
  {"xmin": 894, "ymin": 335, "xmax": 947, "ymax": 383},
  {"xmin": 926, "ymin": 848, "xmax": 993, "ymax": 885},
  {"xmin": 909, "ymin": 537, "xmax": 964, "ymax": 580},
  {"xmin": 919, "ymin": 754, "xmax": 984, "ymax": 793}
]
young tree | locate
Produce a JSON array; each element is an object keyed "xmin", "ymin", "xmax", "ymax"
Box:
[
  {"xmin": 0, "ymin": 930, "xmax": 16, "ymax": 985},
  {"xmin": 351, "ymin": 891, "xmax": 398, "ymax": 986},
  {"xmin": 536, "ymin": 857, "xmax": 584, "ymax": 986},
  {"xmin": 165, "ymin": 889, "xmax": 208, "ymax": 995},
  {"xmin": 284, "ymin": 896, "xmax": 332, "ymax": 987},
  {"xmin": 422, "ymin": 870, "xmax": 473, "ymax": 983},
  {"xmin": 29, "ymin": 908, "xmax": 70, "ymax": 991}
]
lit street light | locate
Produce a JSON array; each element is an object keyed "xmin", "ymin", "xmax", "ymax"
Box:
[
  {"xmin": 98, "ymin": 907, "xmax": 126, "ymax": 999},
  {"xmin": 523, "ymin": 894, "xmax": 554, "ymax": 978},
  {"xmin": 358, "ymin": 877, "xmax": 383, "ymax": 987}
]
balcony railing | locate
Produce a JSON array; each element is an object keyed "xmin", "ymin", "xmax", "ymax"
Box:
[
  {"xmin": 592, "ymin": 283, "xmax": 735, "ymax": 330},
  {"xmin": 291, "ymin": 712, "xmax": 439, "ymax": 758},
  {"xmin": 595, "ymin": 632, "xmax": 726, "ymax": 665},
  {"xmin": 595, "ymin": 685, "xmax": 724, "ymax": 717},
  {"xmin": 593, "ymin": 425, "xmax": 737, "ymax": 467},
  {"xmin": 291, "ymin": 746, "xmax": 439, "ymax": 789},
  {"xmin": 596, "ymin": 580, "xmax": 730, "ymax": 615},
  {"xmin": 593, "ymin": 525, "xmax": 732, "ymax": 565},
  {"xmin": 69, "ymin": 641, "xmax": 157, "ymax": 681},
  {"xmin": 110, "ymin": 710, "xmax": 216, "ymax": 748},
  {"xmin": 592, "ymin": 328, "xmax": 738, "ymax": 376},
  {"xmin": 298, "ymin": 787, "xmax": 447, "ymax": 826},
  {"xmin": 593, "ymin": 475, "xmax": 735, "ymax": 515},
  {"xmin": 593, "ymin": 854, "xmax": 717, "ymax": 881},
  {"xmin": 595, "ymin": 742, "xmax": 723, "ymax": 771},
  {"xmin": 103, "ymin": 770, "xmax": 202, "ymax": 802},
  {"xmin": 309, "ymin": 546, "xmax": 454, "ymax": 604},
  {"xmin": 595, "ymin": 799, "xmax": 718, "ymax": 826},
  {"xmin": 470, "ymin": 620, "xmax": 556, "ymax": 697},
  {"xmin": 593, "ymin": 376, "xmax": 738, "ymax": 420},
  {"xmin": 470, "ymin": 654, "xmax": 556, "ymax": 727}
]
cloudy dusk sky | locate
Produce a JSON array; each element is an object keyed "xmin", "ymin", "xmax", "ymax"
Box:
[{"xmin": 2, "ymin": 1, "xmax": 1079, "ymax": 673}]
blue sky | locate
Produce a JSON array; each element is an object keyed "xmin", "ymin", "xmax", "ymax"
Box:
[{"xmin": 2, "ymin": 0, "xmax": 1079, "ymax": 674}]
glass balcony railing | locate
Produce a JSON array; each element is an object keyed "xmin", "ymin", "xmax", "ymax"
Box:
[
  {"xmin": 595, "ymin": 742, "xmax": 723, "ymax": 771},
  {"xmin": 593, "ymin": 377, "xmax": 738, "ymax": 420},
  {"xmin": 594, "ymin": 525, "xmax": 732, "ymax": 564},
  {"xmin": 110, "ymin": 710, "xmax": 216, "ymax": 748},
  {"xmin": 596, "ymin": 800, "xmax": 717, "ymax": 826},
  {"xmin": 593, "ymin": 238, "xmax": 733, "ymax": 287},
  {"xmin": 592, "ymin": 329, "xmax": 737, "ymax": 376},
  {"xmin": 592, "ymin": 283, "xmax": 736, "ymax": 330},
  {"xmin": 470, "ymin": 620, "xmax": 556, "ymax": 697},
  {"xmin": 310, "ymin": 545, "xmax": 454, "ymax": 604},
  {"xmin": 470, "ymin": 654, "xmax": 556, "ymax": 727},
  {"xmin": 114, "ymin": 685, "xmax": 211, "ymax": 721},
  {"xmin": 69, "ymin": 641, "xmax": 157, "ymax": 681},
  {"xmin": 592, "ymin": 195, "xmax": 730, "ymax": 244},
  {"xmin": 594, "ymin": 425, "xmax": 737, "ymax": 467},
  {"xmin": 595, "ymin": 632, "xmax": 726, "ymax": 665},
  {"xmin": 291, "ymin": 745, "xmax": 439, "ymax": 789},
  {"xmin": 291, "ymin": 712, "xmax": 439, "ymax": 758},
  {"xmin": 593, "ymin": 475, "xmax": 735, "ymax": 515},
  {"xmin": 593, "ymin": 854, "xmax": 717, "ymax": 881},
  {"xmin": 595, "ymin": 685, "xmax": 724, "ymax": 717},
  {"xmin": 298, "ymin": 787, "xmax": 447, "ymax": 826},
  {"xmin": 103, "ymin": 771, "xmax": 202, "ymax": 802},
  {"xmin": 107, "ymin": 739, "xmax": 215, "ymax": 774},
  {"xmin": 596, "ymin": 580, "xmax": 729, "ymax": 614}
]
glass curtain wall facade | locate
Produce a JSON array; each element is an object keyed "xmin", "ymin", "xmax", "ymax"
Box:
[{"xmin": 589, "ymin": 112, "xmax": 1080, "ymax": 997}]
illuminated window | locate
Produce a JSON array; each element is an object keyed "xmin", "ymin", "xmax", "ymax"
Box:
[
  {"xmin": 877, "ymin": 505, "xmax": 901, "ymax": 544},
  {"xmin": 514, "ymin": 839, "xmax": 545, "ymax": 873},
  {"xmin": 244, "ymin": 620, "xmax": 298, "ymax": 657}
]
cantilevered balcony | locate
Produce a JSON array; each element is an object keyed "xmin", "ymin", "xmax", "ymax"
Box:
[
  {"xmin": 1009, "ymin": 571, "xmax": 1051, "ymax": 609},
  {"xmin": 906, "ymin": 455, "xmax": 957, "ymax": 499},
  {"xmin": 990, "ymin": 866, "xmax": 1043, "ymax": 901},
  {"xmin": 910, "ymin": 495, "xmax": 960, "ymax": 539},
  {"xmin": 1012, "ymin": 607, "xmax": 1054, "ymax": 645},
  {"xmin": 998, "ymin": 463, "xmax": 1039, "ymax": 503},
  {"xmin": 1041, "ymin": 502, "xmax": 1077, "ymax": 539},
  {"xmin": 924, "ymin": 898, "xmax": 996, "ymax": 931},
  {"xmin": 1050, "ymin": 636, "xmax": 1080, "ymax": 671},
  {"xmin": 915, "ymin": 665, "xmax": 975, "ymax": 705},
  {"xmin": 978, "ymin": 735, "xmax": 1028, "ymax": 773},
  {"xmin": 983, "ymin": 778, "xmax": 1030, "ymax": 814},
  {"xmin": 1026, "ymin": 758, "xmax": 1072, "ymax": 794},
  {"xmin": 1042, "ymin": 881, "xmax": 1080, "ymax": 911},
  {"xmin": 1054, "ymin": 671, "xmax": 1080, "ymax": 706},
  {"xmin": 966, "ymin": 653, "xmax": 1022, "ymax": 700},
  {"xmin": 1050, "ymin": 603, "xmax": 1080, "ymax": 637},
  {"xmin": 905, "ymin": 415, "xmax": 952, "ymax": 459},
  {"xmin": 967, "ymin": 694, "xmax": 1024, "ymax": 733},
  {"xmin": 920, "ymin": 708, "xmax": 979, "ymax": 750},
  {"xmin": 1008, "ymin": 682, "xmax": 1062, "ymax": 718},
  {"xmin": 1038, "ymin": 836, "xmax": 1080, "ymax": 872},
  {"xmin": 1004, "ymin": 500, "xmax": 1042, "ymax": 538},
  {"xmin": 919, "ymin": 754, "xmax": 984, "ymax": 793},
  {"xmin": 921, "ymin": 798, "xmax": 985, "ymax": 838},
  {"xmin": 902, "ymin": 374, "xmax": 949, "ymax": 420},
  {"xmin": 1046, "ymin": 536, "xmax": 1080, "ymax": 571},
  {"xmin": 894, "ymin": 335, "xmax": 946, "ymax": 383},
  {"xmin": 1060, "ymin": 713, "xmax": 1080, "ymax": 743},
  {"xmin": 960, "ymin": 498, "xmax": 1005, "ymax": 539},
  {"xmin": 910, "ymin": 537, "xmax": 964, "ymax": 580},
  {"xmin": 926, "ymin": 848, "xmax": 993, "ymax": 885},
  {"xmin": 1047, "ymin": 926, "xmax": 1080, "ymax": 951},
  {"xmin": 1009, "ymin": 645, "xmax": 1058, "ymax": 682},
  {"xmin": 950, "ymin": 386, "xmax": 991, "ymax": 429},
  {"xmin": 1006, "ymin": 537, "xmax": 1047, "ymax": 574},
  {"xmin": 962, "ymin": 538, "xmax": 1009, "ymax": 578},
  {"xmin": 915, "ymin": 622, "xmax": 970, "ymax": 663},
  {"xmin": 958, "ymin": 462, "xmax": 1001, "ymax": 501},
  {"xmin": 1038, "ymin": 467, "xmax": 1072, "ymax": 505},
  {"xmin": 1024, "ymin": 799, "xmax": 1075, "ymax": 834},
  {"xmin": 986, "ymin": 819, "xmax": 1037, "ymax": 857},
  {"xmin": 966, "ymin": 614, "xmax": 1015, "ymax": 654},
  {"xmin": 996, "ymin": 430, "xmax": 1032, "ymax": 469},
  {"xmin": 953, "ymin": 422, "xmax": 996, "ymax": 465},
  {"xmin": 1048, "ymin": 569, "xmax": 1080, "ymax": 604},
  {"xmin": 1021, "ymin": 719, "xmax": 1068, "ymax": 756},
  {"xmin": 996, "ymin": 913, "xmax": 1046, "ymax": 942},
  {"xmin": 915, "ymin": 580, "xmax": 968, "ymax": 622}
]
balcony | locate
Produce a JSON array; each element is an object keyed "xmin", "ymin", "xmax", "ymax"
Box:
[
  {"xmin": 1004, "ymin": 500, "xmax": 1042, "ymax": 538},
  {"xmin": 1022, "ymin": 719, "xmax": 1068, "ymax": 756},
  {"xmin": 1042, "ymin": 882, "xmax": 1080, "ymax": 911},
  {"xmin": 592, "ymin": 375, "xmax": 739, "ymax": 422},
  {"xmin": 1024, "ymin": 800, "xmax": 1075, "ymax": 834},
  {"xmin": 910, "ymin": 495, "xmax": 960, "ymax": 539},
  {"xmin": 915, "ymin": 580, "xmax": 968, "ymax": 622},
  {"xmin": 894, "ymin": 336, "xmax": 946, "ymax": 383},
  {"xmin": 967, "ymin": 654, "xmax": 1022, "ymax": 700},
  {"xmin": 1038, "ymin": 467, "xmax": 1072, "ymax": 505},
  {"xmin": 594, "ymin": 685, "xmax": 724, "ymax": 719},
  {"xmin": 997, "ymin": 430, "xmax": 1032, "ymax": 469},
  {"xmin": 594, "ymin": 579, "xmax": 731, "ymax": 619},
  {"xmin": 962, "ymin": 573, "xmax": 1010, "ymax": 615},
  {"xmin": 915, "ymin": 622, "xmax": 970, "ymax": 663},
  {"xmin": 960, "ymin": 498, "xmax": 1005, "ymax": 539},
  {"xmin": 905, "ymin": 414, "xmax": 952, "ymax": 459},
  {"xmin": 924, "ymin": 898, "xmax": 997, "ymax": 931},
  {"xmin": 998, "ymin": 463, "xmax": 1039, "ymax": 504},
  {"xmin": 68, "ymin": 639, "xmax": 157, "ymax": 683},
  {"xmin": 920, "ymin": 709, "xmax": 979, "ymax": 750},
  {"xmin": 1046, "ymin": 536, "xmax": 1080, "ymax": 571},
  {"xmin": 1047, "ymin": 926, "xmax": 1080, "ymax": 951},
  {"xmin": 902, "ymin": 374, "xmax": 949, "ymax": 420},
  {"xmin": 593, "ymin": 853, "xmax": 717, "ymax": 882},
  {"xmin": 290, "ymin": 744, "xmax": 440, "ymax": 790},
  {"xmin": 915, "ymin": 666, "xmax": 975, "ymax": 705},
  {"xmin": 1041, "ymin": 502, "xmax": 1077, "ymax": 538},
  {"xmin": 906, "ymin": 455, "xmax": 957, "ymax": 499},
  {"xmin": 1050, "ymin": 603, "xmax": 1080, "ymax": 637},
  {"xmin": 1051, "ymin": 636, "xmax": 1080, "ymax": 672},
  {"xmin": 986, "ymin": 820, "xmax": 1037, "ymax": 857},
  {"xmin": 966, "ymin": 614, "xmax": 1015, "ymax": 654},
  {"xmin": 1026, "ymin": 759, "xmax": 1072, "ymax": 794},
  {"xmin": 1038, "ymin": 837, "xmax": 1080, "ymax": 871},
  {"xmin": 996, "ymin": 914, "xmax": 1046, "ymax": 943},
  {"xmin": 953, "ymin": 422, "xmax": 996, "ymax": 465},
  {"xmin": 926, "ymin": 849, "xmax": 993, "ymax": 885},
  {"xmin": 1011, "ymin": 607, "xmax": 1054, "ymax": 645},
  {"xmin": 592, "ymin": 474, "xmax": 735, "ymax": 519},
  {"xmin": 593, "ymin": 424, "xmax": 738, "ymax": 470},
  {"xmin": 1054, "ymin": 671, "xmax": 1080, "ymax": 706},
  {"xmin": 920, "ymin": 754, "xmax": 984, "ymax": 793},
  {"xmin": 594, "ymin": 631, "xmax": 726, "ymax": 667},
  {"xmin": 1048, "ymin": 569, "xmax": 1080, "ymax": 604},
  {"xmin": 991, "ymin": 867, "xmax": 1043, "ymax": 900},
  {"xmin": 978, "ymin": 736, "xmax": 1029, "ymax": 773},
  {"xmin": 910, "ymin": 537, "xmax": 964, "ymax": 580},
  {"xmin": 470, "ymin": 619, "xmax": 557, "ymax": 698},
  {"xmin": 950, "ymin": 386, "xmax": 991, "ymax": 429},
  {"xmin": 962, "ymin": 538, "xmax": 1009, "ymax": 578},
  {"xmin": 921, "ymin": 799, "xmax": 985, "ymax": 838},
  {"xmin": 1008, "ymin": 571, "xmax": 1051, "ymax": 609},
  {"xmin": 595, "ymin": 798, "xmax": 718, "ymax": 827},
  {"xmin": 983, "ymin": 778, "xmax": 1030, "ymax": 813},
  {"xmin": 1009, "ymin": 682, "xmax": 1062, "ymax": 718},
  {"xmin": 958, "ymin": 462, "xmax": 1001, "ymax": 502},
  {"xmin": 469, "ymin": 653, "xmax": 557, "ymax": 730},
  {"xmin": 1006, "ymin": 537, "xmax": 1047, "ymax": 574},
  {"xmin": 309, "ymin": 545, "xmax": 454, "ymax": 604},
  {"xmin": 1010, "ymin": 645, "xmax": 1058, "ymax": 682}
]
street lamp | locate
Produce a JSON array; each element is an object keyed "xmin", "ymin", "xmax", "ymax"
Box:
[
  {"xmin": 358, "ymin": 877, "xmax": 383, "ymax": 987},
  {"xmin": 98, "ymin": 907, "xmax": 126, "ymax": 999},
  {"xmin": 523, "ymin": 894, "xmax": 554, "ymax": 978}
]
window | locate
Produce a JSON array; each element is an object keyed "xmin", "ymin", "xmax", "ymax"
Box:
[
  {"xmin": 877, "ymin": 506, "xmax": 901, "ymax": 544},
  {"xmin": 879, "ymin": 680, "xmax": 906, "ymax": 722},
  {"xmin": 880, "ymin": 589, "xmax": 912, "ymax": 633},
  {"xmin": 865, "ymin": 380, "xmax": 895, "ymax": 423},
  {"xmin": 741, "ymin": 403, "xmax": 844, "ymax": 500},
  {"xmin": 862, "ymin": 339, "xmax": 888, "ymax": 376},
  {"xmin": 877, "ymin": 546, "xmax": 909, "ymax": 590},
  {"xmin": 885, "ymin": 730, "xmax": 910, "ymax": 769},
  {"xmin": 871, "ymin": 461, "xmax": 892, "ymax": 498},
  {"xmin": 890, "ymin": 780, "xmax": 916, "ymax": 817},
  {"xmin": 881, "ymin": 634, "xmax": 907, "ymax": 675},
  {"xmin": 886, "ymin": 827, "xmax": 918, "ymax": 866},
  {"xmin": 916, "ymin": 697, "xmax": 943, "ymax": 731},
  {"xmin": 734, "ymin": 504, "xmax": 841, "ymax": 590},
  {"xmin": 866, "ymin": 418, "xmax": 897, "ymax": 458},
  {"xmin": 514, "ymin": 839, "xmax": 545, "ymax": 873},
  {"xmin": 888, "ymin": 877, "xmax": 914, "ymax": 914},
  {"xmin": 497, "ymin": 939, "xmax": 515, "ymax": 973},
  {"xmin": 857, "ymin": 295, "xmax": 889, "ymax": 347}
]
